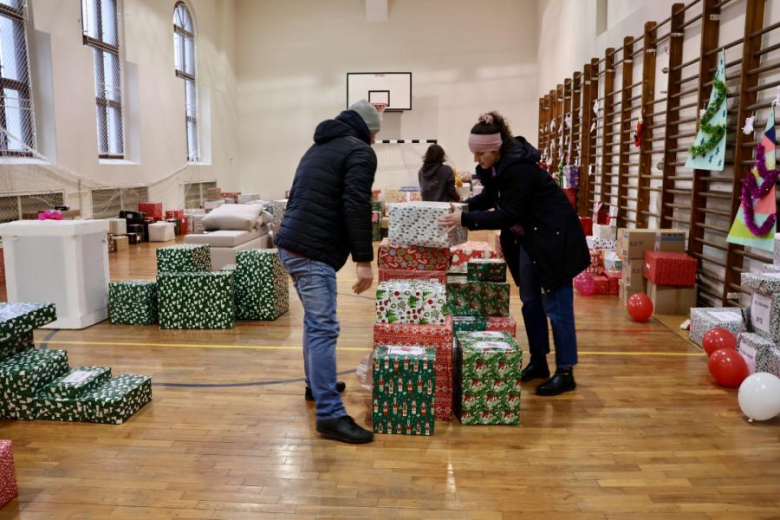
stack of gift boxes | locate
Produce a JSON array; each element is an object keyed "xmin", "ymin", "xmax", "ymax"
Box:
[
  {"xmin": 0, "ymin": 302, "xmax": 152, "ymax": 424},
  {"xmin": 739, "ymin": 272, "xmax": 780, "ymax": 378},
  {"xmin": 106, "ymin": 202, "xmax": 192, "ymax": 252}
]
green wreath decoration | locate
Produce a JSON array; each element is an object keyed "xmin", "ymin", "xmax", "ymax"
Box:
[{"xmin": 688, "ymin": 77, "xmax": 729, "ymax": 157}]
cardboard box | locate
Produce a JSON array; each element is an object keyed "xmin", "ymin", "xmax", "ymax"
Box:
[
  {"xmin": 114, "ymin": 235, "xmax": 129, "ymax": 251},
  {"xmin": 643, "ymin": 251, "xmax": 697, "ymax": 287},
  {"xmin": 620, "ymin": 229, "xmax": 657, "ymax": 259},
  {"xmin": 656, "ymin": 229, "xmax": 687, "ymax": 253},
  {"xmin": 622, "ymin": 258, "xmax": 646, "ymax": 289},
  {"xmin": 646, "ymin": 281, "xmax": 697, "ymax": 315}
]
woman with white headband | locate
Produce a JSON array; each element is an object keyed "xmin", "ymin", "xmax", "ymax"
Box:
[{"xmin": 440, "ymin": 111, "xmax": 590, "ymax": 396}]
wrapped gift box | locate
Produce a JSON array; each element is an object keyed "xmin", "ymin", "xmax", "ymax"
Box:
[
  {"xmin": 0, "ymin": 440, "xmax": 18, "ymax": 508},
  {"xmin": 450, "ymin": 241, "xmax": 497, "ymax": 273},
  {"xmin": 587, "ymin": 249, "xmax": 604, "ymax": 275},
  {"xmin": 487, "ymin": 316, "xmax": 517, "ymax": 337},
  {"xmin": 0, "ymin": 302, "xmax": 57, "ymax": 344},
  {"xmin": 187, "ymin": 214, "xmax": 206, "ymax": 234},
  {"xmin": 741, "ymin": 273, "xmax": 780, "ymax": 344},
  {"xmin": 592, "ymin": 274, "xmax": 609, "ymax": 295},
  {"xmin": 467, "ymin": 259, "xmax": 507, "ymax": 283},
  {"xmin": 156, "ymin": 244, "xmax": 211, "ymax": 273},
  {"xmin": 388, "ymin": 202, "xmax": 468, "ymax": 248},
  {"xmin": 127, "ymin": 223, "xmax": 146, "ymax": 242},
  {"xmin": 764, "ymin": 264, "xmax": 780, "ymax": 274},
  {"xmin": 455, "ymin": 331, "xmax": 522, "ymax": 426},
  {"xmin": 204, "ymin": 199, "xmax": 225, "ymax": 210},
  {"xmin": 473, "ymin": 282, "xmax": 511, "ymax": 317},
  {"xmin": 643, "ymin": 251, "xmax": 697, "ymax": 287},
  {"xmin": 586, "ymin": 237, "xmax": 617, "ymax": 250},
  {"xmin": 451, "ymin": 315, "xmax": 488, "ymax": 333},
  {"xmin": 0, "ymin": 332, "xmax": 34, "ymax": 362},
  {"xmin": 35, "ymin": 366, "xmax": 112, "ymax": 422},
  {"xmin": 580, "ymin": 217, "xmax": 593, "ymax": 236},
  {"xmin": 0, "ymin": 349, "xmax": 69, "ymax": 420},
  {"xmin": 447, "ymin": 275, "xmax": 477, "ymax": 316},
  {"xmin": 158, "ymin": 272, "xmax": 235, "ymax": 329},
  {"xmin": 689, "ymin": 307, "xmax": 747, "ymax": 347},
  {"xmin": 755, "ymin": 342, "xmax": 780, "ymax": 377},
  {"xmin": 375, "ymin": 280, "xmax": 446, "ymax": 326},
  {"xmin": 149, "ymin": 222, "xmax": 175, "ymax": 242},
  {"xmin": 109, "ymin": 280, "xmax": 158, "ymax": 326},
  {"xmin": 222, "ymin": 192, "xmax": 241, "ymax": 203},
  {"xmin": 605, "ymin": 271, "xmax": 620, "ymax": 296},
  {"xmin": 371, "ymin": 201, "xmax": 383, "ymax": 242},
  {"xmin": 737, "ymin": 333, "xmax": 775, "ymax": 375},
  {"xmin": 138, "ymin": 202, "xmax": 163, "ymax": 221},
  {"xmin": 165, "ymin": 209, "xmax": 184, "ymax": 220},
  {"xmin": 377, "ymin": 239, "xmax": 450, "ymax": 271},
  {"xmin": 272, "ymin": 199, "xmax": 288, "ymax": 228},
  {"xmin": 165, "ymin": 218, "xmax": 182, "ymax": 236},
  {"xmin": 82, "ymin": 374, "xmax": 152, "ymax": 424},
  {"xmin": 378, "ymin": 269, "xmax": 447, "ymax": 285},
  {"xmin": 494, "ymin": 231, "xmax": 503, "ymax": 259},
  {"xmin": 372, "ymin": 345, "xmax": 436, "ymax": 436},
  {"xmin": 234, "ymin": 249, "xmax": 289, "ymax": 321},
  {"xmin": 206, "ymin": 187, "xmax": 222, "ymax": 202},
  {"xmin": 593, "ymin": 223, "xmax": 616, "ymax": 240}
]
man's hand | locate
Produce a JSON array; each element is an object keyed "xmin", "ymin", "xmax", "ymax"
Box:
[
  {"xmin": 438, "ymin": 203, "xmax": 463, "ymax": 232},
  {"xmin": 353, "ymin": 262, "xmax": 374, "ymax": 294}
]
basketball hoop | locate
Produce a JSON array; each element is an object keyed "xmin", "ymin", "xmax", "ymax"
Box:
[{"xmin": 371, "ymin": 102, "xmax": 388, "ymax": 114}]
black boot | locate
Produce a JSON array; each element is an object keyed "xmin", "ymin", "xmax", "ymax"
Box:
[
  {"xmin": 305, "ymin": 381, "xmax": 346, "ymax": 401},
  {"xmin": 316, "ymin": 415, "xmax": 374, "ymax": 444},
  {"xmin": 536, "ymin": 368, "xmax": 576, "ymax": 396},
  {"xmin": 520, "ymin": 358, "xmax": 550, "ymax": 383}
]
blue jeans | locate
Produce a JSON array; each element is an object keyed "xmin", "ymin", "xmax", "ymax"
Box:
[{"xmin": 278, "ymin": 248, "xmax": 346, "ymax": 421}]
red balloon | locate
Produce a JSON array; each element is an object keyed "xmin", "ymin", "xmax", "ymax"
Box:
[
  {"xmin": 702, "ymin": 327, "xmax": 738, "ymax": 357},
  {"xmin": 708, "ymin": 348, "xmax": 748, "ymax": 388},
  {"xmin": 626, "ymin": 294, "xmax": 653, "ymax": 322}
]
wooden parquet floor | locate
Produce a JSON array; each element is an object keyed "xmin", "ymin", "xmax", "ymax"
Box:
[{"xmin": 1, "ymin": 232, "xmax": 779, "ymax": 520}]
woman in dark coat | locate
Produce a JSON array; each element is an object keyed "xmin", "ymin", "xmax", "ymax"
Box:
[
  {"xmin": 418, "ymin": 144, "xmax": 460, "ymax": 202},
  {"xmin": 440, "ymin": 112, "xmax": 590, "ymax": 396}
]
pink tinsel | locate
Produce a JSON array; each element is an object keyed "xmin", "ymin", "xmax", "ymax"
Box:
[
  {"xmin": 741, "ymin": 144, "xmax": 779, "ymax": 237},
  {"xmin": 37, "ymin": 211, "xmax": 63, "ymax": 221}
]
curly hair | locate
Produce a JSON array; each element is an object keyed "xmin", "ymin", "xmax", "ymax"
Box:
[
  {"xmin": 422, "ymin": 144, "xmax": 447, "ymax": 164},
  {"xmin": 470, "ymin": 111, "xmax": 516, "ymax": 153}
]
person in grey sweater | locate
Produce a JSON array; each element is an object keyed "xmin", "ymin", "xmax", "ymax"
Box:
[{"xmin": 418, "ymin": 144, "xmax": 461, "ymax": 202}]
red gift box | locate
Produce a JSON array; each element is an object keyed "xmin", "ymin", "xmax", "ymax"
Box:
[
  {"xmin": 643, "ymin": 251, "xmax": 697, "ymax": 287},
  {"xmin": 378, "ymin": 268, "xmax": 447, "ymax": 285},
  {"xmin": 165, "ymin": 209, "xmax": 184, "ymax": 220},
  {"xmin": 450, "ymin": 241, "xmax": 497, "ymax": 272},
  {"xmin": 373, "ymin": 319, "xmax": 453, "ymax": 421},
  {"xmin": 494, "ymin": 232, "xmax": 503, "ymax": 259},
  {"xmin": 580, "ymin": 217, "xmax": 593, "ymax": 236},
  {"xmin": 563, "ymin": 188, "xmax": 577, "ymax": 209},
  {"xmin": 0, "ymin": 245, "xmax": 5, "ymax": 284},
  {"xmin": 487, "ymin": 316, "xmax": 517, "ymax": 337},
  {"xmin": 594, "ymin": 202, "xmax": 610, "ymax": 225},
  {"xmin": 138, "ymin": 202, "xmax": 163, "ymax": 221},
  {"xmin": 180, "ymin": 215, "xmax": 189, "ymax": 235},
  {"xmin": 377, "ymin": 239, "xmax": 450, "ymax": 271},
  {"xmin": 587, "ymin": 249, "xmax": 604, "ymax": 275},
  {"xmin": 605, "ymin": 271, "xmax": 620, "ymax": 296},
  {"xmin": 0, "ymin": 440, "xmax": 18, "ymax": 508},
  {"xmin": 592, "ymin": 274, "xmax": 609, "ymax": 295}
]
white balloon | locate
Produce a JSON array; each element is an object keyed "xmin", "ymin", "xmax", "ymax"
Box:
[{"xmin": 738, "ymin": 373, "xmax": 780, "ymax": 422}]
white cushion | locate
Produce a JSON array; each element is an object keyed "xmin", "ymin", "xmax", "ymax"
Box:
[
  {"xmin": 201, "ymin": 204, "xmax": 262, "ymax": 231},
  {"xmin": 148, "ymin": 222, "xmax": 175, "ymax": 242},
  {"xmin": 185, "ymin": 228, "xmax": 263, "ymax": 248}
]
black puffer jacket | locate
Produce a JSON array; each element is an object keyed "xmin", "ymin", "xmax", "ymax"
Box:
[
  {"xmin": 461, "ymin": 137, "xmax": 590, "ymax": 291},
  {"xmin": 275, "ymin": 110, "xmax": 377, "ymax": 271}
]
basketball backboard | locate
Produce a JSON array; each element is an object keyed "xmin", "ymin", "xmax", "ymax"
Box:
[{"xmin": 346, "ymin": 72, "xmax": 412, "ymax": 112}]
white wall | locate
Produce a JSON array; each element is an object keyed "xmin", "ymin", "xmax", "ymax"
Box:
[{"xmin": 236, "ymin": 0, "xmax": 540, "ymax": 199}]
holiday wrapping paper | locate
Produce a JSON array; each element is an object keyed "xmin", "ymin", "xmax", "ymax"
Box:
[
  {"xmin": 0, "ymin": 440, "xmax": 17, "ymax": 508},
  {"xmin": 188, "ymin": 214, "xmax": 206, "ymax": 234},
  {"xmin": 447, "ymin": 275, "xmax": 476, "ymax": 316},
  {"xmin": 377, "ymin": 239, "xmax": 451, "ymax": 271},
  {"xmin": 272, "ymin": 199, "xmax": 288, "ymax": 228},
  {"xmin": 158, "ymin": 272, "xmax": 235, "ymax": 329},
  {"xmin": 741, "ymin": 273, "xmax": 780, "ymax": 343},
  {"xmin": 388, "ymin": 202, "xmax": 468, "ymax": 248},
  {"xmin": 156, "ymin": 244, "xmax": 211, "ymax": 273},
  {"xmin": 592, "ymin": 274, "xmax": 609, "ymax": 295},
  {"xmin": 450, "ymin": 241, "xmax": 498, "ymax": 273},
  {"xmin": 605, "ymin": 271, "xmax": 621, "ymax": 296},
  {"xmin": 165, "ymin": 209, "xmax": 184, "ymax": 220},
  {"xmin": 446, "ymin": 277, "xmax": 511, "ymax": 317},
  {"xmin": 375, "ymin": 280, "xmax": 447, "ymax": 326},
  {"xmin": 737, "ymin": 333, "xmax": 775, "ymax": 375},
  {"xmin": 689, "ymin": 307, "xmax": 747, "ymax": 346},
  {"xmin": 487, "ymin": 316, "xmax": 517, "ymax": 337},
  {"xmin": 138, "ymin": 202, "xmax": 163, "ymax": 221},
  {"xmin": 467, "ymin": 259, "xmax": 507, "ymax": 283},
  {"xmin": 372, "ymin": 345, "xmax": 436, "ymax": 436},
  {"xmin": 372, "ymin": 201, "xmax": 383, "ymax": 242},
  {"xmin": 35, "ymin": 366, "xmax": 112, "ymax": 422},
  {"xmin": 378, "ymin": 269, "xmax": 447, "ymax": 285},
  {"xmin": 82, "ymin": 374, "xmax": 152, "ymax": 425},
  {"xmin": 774, "ymin": 233, "xmax": 780, "ymax": 265},
  {"xmin": 764, "ymin": 264, "xmax": 780, "ymax": 274},
  {"xmin": 755, "ymin": 342, "xmax": 780, "ymax": 377},
  {"xmin": 0, "ymin": 349, "xmax": 69, "ymax": 420},
  {"xmin": 206, "ymin": 187, "xmax": 222, "ymax": 202},
  {"xmin": 587, "ymin": 249, "xmax": 604, "ymax": 275},
  {"xmin": 452, "ymin": 315, "xmax": 488, "ymax": 333},
  {"xmin": 586, "ymin": 237, "xmax": 617, "ymax": 250},
  {"xmin": 234, "ymin": 249, "xmax": 289, "ymax": 321},
  {"xmin": 455, "ymin": 331, "xmax": 522, "ymax": 426},
  {"xmin": 0, "ymin": 302, "xmax": 57, "ymax": 344},
  {"xmin": 643, "ymin": 251, "xmax": 698, "ymax": 287},
  {"xmin": 0, "ymin": 332, "xmax": 33, "ymax": 362},
  {"xmin": 109, "ymin": 280, "xmax": 158, "ymax": 326}
]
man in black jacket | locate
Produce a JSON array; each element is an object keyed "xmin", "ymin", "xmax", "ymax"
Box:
[{"xmin": 275, "ymin": 100, "xmax": 380, "ymax": 443}]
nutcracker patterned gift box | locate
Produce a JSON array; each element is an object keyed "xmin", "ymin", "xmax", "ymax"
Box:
[
  {"xmin": 82, "ymin": 374, "xmax": 152, "ymax": 425},
  {"xmin": 741, "ymin": 272, "xmax": 780, "ymax": 344},
  {"xmin": 689, "ymin": 307, "xmax": 747, "ymax": 346},
  {"xmin": 375, "ymin": 280, "xmax": 447, "ymax": 326},
  {"xmin": 450, "ymin": 241, "xmax": 497, "ymax": 273},
  {"xmin": 138, "ymin": 202, "xmax": 163, "ymax": 221},
  {"xmin": 388, "ymin": 202, "xmax": 468, "ymax": 248},
  {"xmin": 377, "ymin": 239, "xmax": 450, "ymax": 271},
  {"xmin": 378, "ymin": 269, "xmax": 447, "ymax": 285},
  {"xmin": 372, "ymin": 345, "xmax": 436, "ymax": 436},
  {"xmin": 109, "ymin": 280, "xmax": 158, "ymax": 326},
  {"xmin": 34, "ymin": 366, "xmax": 112, "ymax": 422},
  {"xmin": 0, "ymin": 349, "xmax": 69, "ymax": 420},
  {"xmin": 643, "ymin": 251, "xmax": 697, "ymax": 287},
  {"xmin": 156, "ymin": 244, "xmax": 211, "ymax": 273},
  {"xmin": 0, "ymin": 440, "xmax": 17, "ymax": 509},
  {"xmin": 0, "ymin": 302, "xmax": 57, "ymax": 343},
  {"xmin": 755, "ymin": 342, "xmax": 780, "ymax": 377},
  {"xmin": 467, "ymin": 259, "xmax": 507, "ymax": 283},
  {"xmin": 0, "ymin": 332, "xmax": 34, "ymax": 362},
  {"xmin": 158, "ymin": 272, "xmax": 235, "ymax": 329},
  {"xmin": 455, "ymin": 331, "xmax": 522, "ymax": 426},
  {"xmin": 373, "ymin": 318, "xmax": 453, "ymax": 420},
  {"xmin": 234, "ymin": 250, "xmax": 289, "ymax": 321}
]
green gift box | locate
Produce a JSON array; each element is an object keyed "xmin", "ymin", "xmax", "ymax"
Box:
[
  {"xmin": 467, "ymin": 259, "xmax": 507, "ymax": 283},
  {"xmin": 446, "ymin": 275, "xmax": 478, "ymax": 316},
  {"xmin": 474, "ymin": 282, "xmax": 511, "ymax": 317},
  {"xmin": 156, "ymin": 244, "xmax": 211, "ymax": 273},
  {"xmin": 234, "ymin": 250, "xmax": 289, "ymax": 321},
  {"xmin": 109, "ymin": 280, "xmax": 158, "ymax": 325},
  {"xmin": 0, "ymin": 331, "xmax": 34, "ymax": 362},
  {"xmin": 82, "ymin": 374, "xmax": 153, "ymax": 425},
  {"xmin": 372, "ymin": 345, "xmax": 436, "ymax": 436},
  {"xmin": 451, "ymin": 316, "xmax": 488, "ymax": 333},
  {"xmin": 372, "ymin": 202, "xmax": 383, "ymax": 242},
  {"xmin": 455, "ymin": 331, "xmax": 521, "ymax": 425},
  {"xmin": 158, "ymin": 272, "xmax": 235, "ymax": 329},
  {"xmin": 0, "ymin": 349, "xmax": 69, "ymax": 420},
  {"xmin": 0, "ymin": 302, "xmax": 57, "ymax": 343},
  {"xmin": 34, "ymin": 366, "xmax": 112, "ymax": 422}
]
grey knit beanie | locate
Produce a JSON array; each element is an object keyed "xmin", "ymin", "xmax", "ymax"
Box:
[{"xmin": 349, "ymin": 99, "xmax": 382, "ymax": 134}]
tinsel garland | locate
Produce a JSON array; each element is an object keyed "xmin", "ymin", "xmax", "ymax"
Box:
[
  {"xmin": 689, "ymin": 77, "xmax": 729, "ymax": 157},
  {"xmin": 741, "ymin": 143, "xmax": 779, "ymax": 237}
]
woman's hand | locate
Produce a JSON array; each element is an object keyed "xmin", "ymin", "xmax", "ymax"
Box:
[{"xmin": 438, "ymin": 203, "xmax": 463, "ymax": 232}]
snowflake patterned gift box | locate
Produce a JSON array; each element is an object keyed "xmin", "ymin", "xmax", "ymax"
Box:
[
  {"xmin": 0, "ymin": 302, "xmax": 56, "ymax": 344},
  {"xmin": 378, "ymin": 269, "xmax": 447, "ymax": 285},
  {"xmin": 109, "ymin": 280, "xmax": 158, "ymax": 326},
  {"xmin": 689, "ymin": 307, "xmax": 747, "ymax": 346},
  {"xmin": 372, "ymin": 345, "xmax": 436, "ymax": 436},
  {"xmin": 234, "ymin": 249, "xmax": 289, "ymax": 321},
  {"xmin": 755, "ymin": 342, "xmax": 780, "ymax": 378},
  {"xmin": 737, "ymin": 333, "xmax": 776, "ymax": 375},
  {"xmin": 0, "ymin": 349, "xmax": 69, "ymax": 420},
  {"xmin": 467, "ymin": 258, "xmax": 507, "ymax": 283},
  {"xmin": 157, "ymin": 272, "xmax": 235, "ymax": 329},
  {"xmin": 272, "ymin": 199, "xmax": 288, "ymax": 228},
  {"xmin": 643, "ymin": 251, "xmax": 698, "ymax": 287},
  {"xmin": 388, "ymin": 202, "xmax": 468, "ymax": 248},
  {"xmin": 81, "ymin": 374, "xmax": 152, "ymax": 425},
  {"xmin": 156, "ymin": 244, "xmax": 211, "ymax": 273},
  {"xmin": 0, "ymin": 332, "xmax": 34, "ymax": 363},
  {"xmin": 34, "ymin": 366, "xmax": 112, "ymax": 422},
  {"xmin": 377, "ymin": 238, "xmax": 451, "ymax": 271},
  {"xmin": 450, "ymin": 241, "xmax": 497, "ymax": 273},
  {"xmin": 375, "ymin": 280, "xmax": 447, "ymax": 326},
  {"xmin": 0, "ymin": 440, "xmax": 18, "ymax": 509},
  {"xmin": 741, "ymin": 272, "xmax": 780, "ymax": 344}
]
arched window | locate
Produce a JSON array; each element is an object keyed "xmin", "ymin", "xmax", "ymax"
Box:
[
  {"xmin": 174, "ymin": 2, "xmax": 198, "ymax": 163},
  {"xmin": 0, "ymin": 0, "xmax": 35, "ymax": 156},
  {"xmin": 81, "ymin": 0, "xmax": 124, "ymax": 159}
]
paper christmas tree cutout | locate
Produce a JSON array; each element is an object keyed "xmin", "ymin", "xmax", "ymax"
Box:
[
  {"xmin": 685, "ymin": 49, "xmax": 729, "ymax": 171},
  {"xmin": 727, "ymin": 106, "xmax": 777, "ymax": 252}
]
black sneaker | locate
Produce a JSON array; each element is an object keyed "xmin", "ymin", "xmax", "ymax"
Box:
[
  {"xmin": 316, "ymin": 415, "xmax": 374, "ymax": 444},
  {"xmin": 520, "ymin": 359, "xmax": 551, "ymax": 383},
  {"xmin": 305, "ymin": 381, "xmax": 346, "ymax": 401},
  {"xmin": 536, "ymin": 369, "xmax": 576, "ymax": 396}
]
